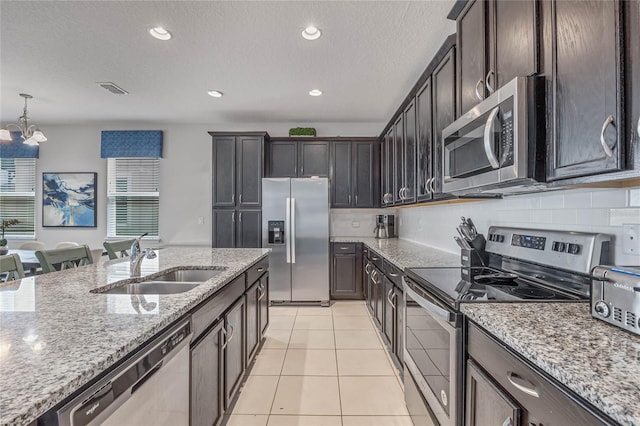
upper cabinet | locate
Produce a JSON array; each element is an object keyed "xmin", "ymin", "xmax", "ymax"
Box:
[
  {"xmin": 212, "ymin": 132, "xmax": 268, "ymax": 208},
  {"xmin": 267, "ymin": 140, "xmax": 329, "ymax": 178},
  {"xmin": 402, "ymin": 101, "xmax": 417, "ymax": 204},
  {"xmin": 416, "ymin": 78, "xmax": 433, "ymax": 203},
  {"xmin": 381, "ymin": 129, "xmax": 393, "ymax": 206},
  {"xmin": 330, "ymin": 140, "xmax": 380, "ymax": 208},
  {"xmin": 544, "ymin": 0, "xmax": 624, "ymax": 180},
  {"xmin": 456, "ymin": 0, "xmax": 537, "ymax": 116},
  {"xmin": 627, "ymin": 0, "xmax": 640, "ymax": 171}
]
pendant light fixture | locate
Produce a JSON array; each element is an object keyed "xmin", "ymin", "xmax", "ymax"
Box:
[{"xmin": 0, "ymin": 94, "xmax": 47, "ymax": 146}]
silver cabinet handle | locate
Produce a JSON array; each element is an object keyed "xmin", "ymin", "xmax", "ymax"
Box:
[
  {"xmin": 239, "ymin": 212, "xmax": 243, "ymax": 222},
  {"xmin": 372, "ymin": 270, "xmax": 378, "ymax": 283},
  {"xmin": 475, "ymin": 79, "xmax": 485, "ymax": 100},
  {"xmin": 429, "ymin": 177, "xmax": 436, "ymax": 194},
  {"xmin": 365, "ymin": 263, "xmax": 371, "ymax": 274},
  {"xmin": 221, "ymin": 326, "xmax": 228, "ymax": 349},
  {"xmin": 425, "ymin": 178, "xmax": 431, "ymax": 194},
  {"xmin": 355, "ymin": 195, "xmax": 358, "ymax": 205},
  {"xmin": 599, "ymin": 115, "xmax": 616, "ymax": 157},
  {"xmin": 257, "ymin": 267, "xmax": 265, "ymax": 272},
  {"xmin": 232, "ymin": 211, "xmax": 235, "ymax": 223},
  {"xmin": 258, "ymin": 283, "xmax": 266, "ymax": 300},
  {"xmin": 398, "ymin": 188, "xmax": 404, "ymax": 200},
  {"xmin": 387, "ymin": 288, "xmax": 395, "ymax": 308},
  {"xmin": 506, "ymin": 372, "xmax": 539, "ymax": 398},
  {"xmin": 349, "ymin": 194, "xmax": 352, "ymax": 204},
  {"xmin": 486, "ymin": 70, "xmax": 495, "ymax": 94},
  {"xmin": 502, "ymin": 417, "xmax": 513, "ymax": 426},
  {"xmin": 483, "ymin": 106, "xmax": 501, "ymax": 168},
  {"xmin": 239, "ymin": 194, "xmax": 243, "ymax": 204},
  {"xmin": 637, "ymin": 116, "xmax": 640, "ymax": 139},
  {"xmin": 232, "ymin": 194, "xmax": 235, "ymax": 204},
  {"xmin": 388, "ymin": 272, "xmax": 400, "ymax": 277},
  {"xmin": 224, "ymin": 322, "xmax": 235, "ymax": 348},
  {"xmin": 371, "ymin": 256, "xmax": 379, "ymax": 261}
]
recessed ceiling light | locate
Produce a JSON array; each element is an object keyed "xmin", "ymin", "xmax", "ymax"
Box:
[
  {"xmin": 149, "ymin": 26, "xmax": 172, "ymax": 41},
  {"xmin": 302, "ymin": 26, "xmax": 321, "ymax": 41},
  {"xmin": 207, "ymin": 90, "xmax": 223, "ymax": 98},
  {"xmin": 309, "ymin": 89, "xmax": 323, "ymax": 97}
]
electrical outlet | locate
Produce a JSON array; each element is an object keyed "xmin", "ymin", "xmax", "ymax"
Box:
[
  {"xmin": 197, "ymin": 216, "xmax": 205, "ymax": 225},
  {"xmin": 351, "ymin": 220, "xmax": 360, "ymax": 228},
  {"xmin": 622, "ymin": 224, "xmax": 640, "ymax": 255}
]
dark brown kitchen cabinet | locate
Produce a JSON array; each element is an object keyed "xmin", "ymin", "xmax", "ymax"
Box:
[
  {"xmin": 266, "ymin": 140, "xmax": 329, "ymax": 178},
  {"xmin": 466, "ymin": 360, "xmax": 522, "ymax": 426},
  {"xmin": 432, "ymin": 46, "xmax": 457, "ymax": 198},
  {"xmin": 245, "ymin": 281, "xmax": 260, "ymax": 365},
  {"xmin": 191, "ymin": 320, "xmax": 224, "ymax": 426},
  {"xmin": 393, "ymin": 116, "xmax": 404, "ymax": 204},
  {"xmin": 382, "ymin": 275, "xmax": 394, "ymax": 348},
  {"xmin": 393, "ymin": 283, "xmax": 404, "ymax": 369},
  {"xmin": 330, "ymin": 243, "xmax": 363, "ymax": 299},
  {"xmin": 544, "ymin": 0, "xmax": 624, "ymax": 180},
  {"xmin": 213, "ymin": 209, "xmax": 261, "ymax": 248},
  {"xmin": 381, "ymin": 129, "xmax": 394, "ymax": 206},
  {"xmin": 402, "ymin": 100, "xmax": 417, "ymax": 203},
  {"xmin": 212, "ymin": 136, "xmax": 236, "ymax": 208},
  {"xmin": 627, "ymin": 0, "xmax": 640, "ymax": 171},
  {"xmin": 456, "ymin": 0, "xmax": 537, "ymax": 116},
  {"xmin": 331, "ymin": 141, "xmax": 380, "ymax": 208},
  {"xmin": 416, "ymin": 78, "xmax": 433, "ymax": 202},
  {"xmin": 224, "ymin": 297, "xmax": 246, "ymax": 410},
  {"xmin": 258, "ymin": 273, "xmax": 269, "ymax": 336}
]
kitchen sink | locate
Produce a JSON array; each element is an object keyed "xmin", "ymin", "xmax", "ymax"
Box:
[
  {"xmin": 99, "ymin": 281, "xmax": 202, "ymax": 295},
  {"xmin": 92, "ymin": 267, "xmax": 227, "ymax": 295}
]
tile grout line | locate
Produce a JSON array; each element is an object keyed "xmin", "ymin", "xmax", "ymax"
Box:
[{"xmin": 331, "ymin": 306, "xmax": 345, "ymax": 426}]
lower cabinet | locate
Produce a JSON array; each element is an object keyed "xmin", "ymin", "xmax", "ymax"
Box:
[
  {"xmin": 393, "ymin": 284, "xmax": 404, "ymax": 368},
  {"xmin": 258, "ymin": 273, "xmax": 269, "ymax": 336},
  {"xmin": 245, "ymin": 281, "xmax": 260, "ymax": 365},
  {"xmin": 212, "ymin": 209, "xmax": 261, "ymax": 248},
  {"xmin": 466, "ymin": 360, "xmax": 521, "ymax": 426},
  {"xmin": 330, "ymin": 243, "xmax": 363, "ymax": 299},
  {"xmin": 191, "ymin": 321, "xmax": 225, "ymax": 426},
  {"xmin": 224, "ymin": 297, "xmax": 246, "ymax": 409},
  {"xmin": 382, "ymin": 276, "xmax": 394, "ymax": 347}
]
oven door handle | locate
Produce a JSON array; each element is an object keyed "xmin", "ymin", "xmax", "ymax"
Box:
[
  {"xmin": 404, "ymin": 280, "xmax": 457, "ymax": 325},
  {"xmin": 483, "ymin": 106, "xmax": 500, "ymax": 168}
]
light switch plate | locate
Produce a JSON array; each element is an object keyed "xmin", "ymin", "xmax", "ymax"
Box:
[
  {"xmin": 351, "ymin": 220, "xmax": 360, "ymax": 228},
  {"xmin": 622, "ymin": 224, "xmax": 640, "ymax": 255}
]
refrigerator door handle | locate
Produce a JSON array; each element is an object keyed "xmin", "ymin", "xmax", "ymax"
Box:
[
  {"xmin": 285, "ymin": 197, "xmax": 291, "ymax": 264},
  {"xmin": 291, "ymin": 197, "xmax": 296, "ymax": 264}
]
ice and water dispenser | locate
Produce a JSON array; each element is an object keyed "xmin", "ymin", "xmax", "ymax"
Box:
[{"xmin": 267, "ymin": 220, "xmax": 285, "ymax": 244}]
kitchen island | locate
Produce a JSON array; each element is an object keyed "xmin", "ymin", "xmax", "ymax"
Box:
[
  {"xmin": 462, "ymin": 303, "xmax": 640, "ymax": 426},
  {"xmin": 0, "ymin": 247, "xmax": 269, "ymax": 426}
]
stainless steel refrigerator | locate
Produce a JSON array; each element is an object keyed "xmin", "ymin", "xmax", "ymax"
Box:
[{"xmin": 262, "ymin": 178, "xmax": 330, "ymax": 305}]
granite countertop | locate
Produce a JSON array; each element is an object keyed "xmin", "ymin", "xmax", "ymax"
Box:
[
  {"xmin": 331, "ymin": 237, "xmax": 460, "ymax": 269},
  {"xmin": 462, "ymin": 303, "xmax": 640, "ymax": 426},
  {"xmin": 0, "ymin": 247, "xmax": 270, "ymax": 426}
]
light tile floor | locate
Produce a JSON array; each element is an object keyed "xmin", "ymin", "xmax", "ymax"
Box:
[{"xmin": 227, "ymin": 301, "xmax": 411, "ymax": 426}]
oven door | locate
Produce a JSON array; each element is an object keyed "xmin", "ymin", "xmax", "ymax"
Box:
[{"xmin": 403, "ymin": 277, "xmax": 462, "ymax": 426}]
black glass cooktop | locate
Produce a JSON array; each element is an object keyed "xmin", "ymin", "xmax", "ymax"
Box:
[{"xmin": 405, "ymin": 267, "xmax": 586, "ymax": 309}]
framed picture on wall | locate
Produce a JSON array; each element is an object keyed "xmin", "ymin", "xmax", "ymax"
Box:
[{"xmin": 42, "ymin": 172, "xmax": 97, "ymax": 227}]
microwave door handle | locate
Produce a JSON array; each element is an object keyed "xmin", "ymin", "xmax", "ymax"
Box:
[{"xmin": 483, "ymin": 106, "xmax": 500, "ymax": 168}]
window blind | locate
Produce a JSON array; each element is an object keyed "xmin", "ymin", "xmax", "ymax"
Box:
[
  {"xmin": 0, "ymin": 158, "xmax": 36, "ymax": 238},
  {"xmin": 107, "ymin": 158, "xmax": 159, "ymax": 238}
]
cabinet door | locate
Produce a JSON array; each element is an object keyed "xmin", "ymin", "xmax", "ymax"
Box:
[
  {"xmin": 628, "ymin": 0, "xmax": 640, "ymax": 170},
  {"xmin": 236, "ymin": 210, "xmax": 261, "ymax": 248},
  {"xmin": 332, "ymin": 254, "xmax": 358, "ymax": 298},
  {"xmin": 366, "ymin": 263, "xmax": 376, "ymax": 318},
  {"xmin": 393, "ymin": 284, "xmax": 404, "ymax": 369},
  {"xmin": 269, "ymin": 142, "xmax": 298, "ymax": 177},
  {"xmin": 331, "ymin": 142, "xmax": 352, "ymax": 207},
  {"xmin": 213, "ymin": 136, "xmax": 236, "ymax": 207},
  {"xmin": 546, "ymin": 0, "xmax": 623, "ymax": 180},
  {"xmin": 432, "ymin": 47, "xmax": 457, "ymax": 198},
  {"xmin": 457, "ymin": 0, "xmax": 487, "ymax": 116},
  {"xmin": 374, "ymin": 267, "xmax": 384, "ymax": 328},
  {"xmin": 353, "ymin": 142, "xmax": 377, "ymax": 208},
  {"xmin": 382, "ymin": 129, "xmax": 393, "ymax": 206},
  {"xmin": 393, "ymin": 116, "xmax": 404, "ymax": 204},
  {"xmin": 299, "ymin": 141, "xmax": 329, "ymax": 177},
  {"xmin": 466, "ymin": 360, "xmax": 521, "ymax": 426},
  {"xmin": 259, "ymin": 273, "xmax": 269, "ymax": 336},
  {"xmin": 489, "ymin": 0, "xmax": 537, "ymax": 91},
  {"xmin": 246, "ymin": 281, "xmax": 260, "ymax": 366},
  {"xmin": 382, "ymin": 276, "xmax": 394, "ymax": 348},
  {"xmin": 191, "ymin": 321, "xmax": 224, "ymax": 426},
  {"xmin": 416, "ymin": 78, "xmax": 433, "ymax": 202},
  {"xmin": 403, "ymin": 100, "xmax": 417, "ymax": 203},
  {"xmin": 213, "ymin": 210, "xmax": 235, "ymax": 248},
  {"xmin": 224, "ymin": 298, "xmax": 246, "ymax": 409},
  {"xmin": 237, "ymin": 136, "xmax": 263, "ymax": 208}
]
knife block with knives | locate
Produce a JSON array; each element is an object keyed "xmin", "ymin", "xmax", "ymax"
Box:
[{"xmin": 455, "ymin": 217, "xmax": 488, "ymax": 267}]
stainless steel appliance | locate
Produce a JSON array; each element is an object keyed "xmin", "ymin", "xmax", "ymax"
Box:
[
  {"xmin": 403, "ymin": 226, "xmax": 611, "ymax": 426},
  {"xmin": 58, "ymin": 321, "xmax": 192, "ymax": 426},
  {"xmin": 262, "ymin": 178, "xmax": 330, "ymax": 305},
  {"xmin": 592, "ymin": 266, "xmax": 640, "ymax": 336},
  {"xmin": 374, "ymin": 214, "xmax": 396, "ymax": 239},
  {"xmin": 442, "ymin": 76, "xmax": 545, "ymax": 195}
]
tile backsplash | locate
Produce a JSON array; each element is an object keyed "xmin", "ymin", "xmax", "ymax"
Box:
[
  {"xmin": 330, "ymin": 209, "xmax": 397, "ymax": 237},
  {"xmin": 397, "ymin": 187, "xmax": 640, "ymax": 266}
]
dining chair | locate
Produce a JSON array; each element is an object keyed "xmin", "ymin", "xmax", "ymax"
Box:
[
  {"xmin": 36, "ymin": 245, "xmax": 94, "ymax": 273},
  {"xmin": 55, "ymin": 242, "xmax": 80, "ymax": 249},
  {"xmin": 103, "ymin": 239, "xmax": 136, "ymax": 260},
  {"xmin": 0, "ymin": 253, "xmax": 26, "ymax": 281},
  {"xmin": 19, "ymin": 241, "xmax": 46, "ymax": 251},
  {"xmin": 90, "ymin": 248, "xmax": 104, "ymax": 264}
]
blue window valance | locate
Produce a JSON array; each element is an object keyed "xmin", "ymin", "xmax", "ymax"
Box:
[
  {"xmin": 101, "ymin": 130, "xmax": 163, "ymax": 158},
  {"xmin": 0, "ymin": 132, "xmax": 40, "ymax": 158}
]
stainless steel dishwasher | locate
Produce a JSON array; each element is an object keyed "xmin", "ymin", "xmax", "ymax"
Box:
[{"xmin": 58, "ymin": 320, "xmax": 192, "ymax": 426}]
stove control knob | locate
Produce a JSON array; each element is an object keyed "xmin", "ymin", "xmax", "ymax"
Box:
[
  {"xmin": 568, "ymin": 243, "xmax": 581, "ymax": 254},
  {"xmin": 594, "ymin": 301, "xmax": 610, "ymax": 318}
]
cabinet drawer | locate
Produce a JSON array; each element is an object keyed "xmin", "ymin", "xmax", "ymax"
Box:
[
  {"xmin": 467, "ymin": 323, "xmax": 612, "ymax": 425},
  {"xmin": 192, "ymin": 274, "xmax": 245, "ymax": 341},
  {"xmin": 369, "ymin": 249, "xmax": 384, "ymax": 270},
  {"xmin": 333, "ymin": 243, "xmax": 356, "ymax": 255},
  {"xmin": 246, "ymin": 256, "xmax": 268, "ymax": 287},
  {"xmin": 383, "ymin": 259, "xmax": 403, "ymax": 287}
]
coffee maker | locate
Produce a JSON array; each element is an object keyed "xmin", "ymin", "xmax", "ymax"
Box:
[{"xmin": 374, "ymin": 214, "xmax": 396, "ymax": 239}]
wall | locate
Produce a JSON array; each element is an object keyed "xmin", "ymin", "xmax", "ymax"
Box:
[
  {"xmin": 5, "ymin": 121, "xmax": 382, "ymax": 250},
  {"xmin": 330, "ymin": 208, "xmax": 397, "ymax": 237},
  {"xmin": 397, "ymin": 187, "xmax": 640, "ymax": 266}
]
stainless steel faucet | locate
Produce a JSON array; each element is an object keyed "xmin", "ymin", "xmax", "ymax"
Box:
[{"xmin": 130, "ymin": 232, "xmax": 156, "ymax": 277}]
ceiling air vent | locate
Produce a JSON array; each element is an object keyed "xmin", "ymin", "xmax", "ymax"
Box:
[{"xmin": 97, "ymin": 82, "xmax": 129, "ymax": 95}]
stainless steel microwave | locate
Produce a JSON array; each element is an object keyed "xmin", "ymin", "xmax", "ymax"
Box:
[{"xmin": 442, "ymin": 76, "xmax": 545, "ymax": 195}]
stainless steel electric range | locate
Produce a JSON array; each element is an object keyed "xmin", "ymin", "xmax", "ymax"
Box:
[{"xmin": 402, "ymin": 226, "xmax": 612, "ymax": 426}]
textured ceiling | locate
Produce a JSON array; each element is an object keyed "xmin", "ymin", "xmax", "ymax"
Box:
[{"xmin": 0, "ymin": 1, "xmax": 455, "ymax": 128}]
